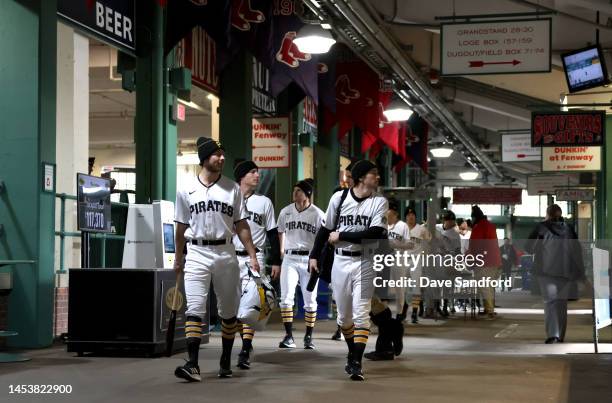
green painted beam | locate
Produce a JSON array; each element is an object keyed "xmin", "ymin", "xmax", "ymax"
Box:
[{"xmin": 0, "ymin": 0, "xmax": 57, "ymax": 348}]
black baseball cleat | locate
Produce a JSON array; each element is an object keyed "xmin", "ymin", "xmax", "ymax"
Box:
[
  {"xmin": 344, "ymin": 352, "xmax": 353, "ymax": 375},
  {"xmin": 331, "ymin": 327, "xmax": 343, "ymax": 341},
  {"xmin": 279, "ymin": 335, "xmax": 296, "ymax": 348},
  {"xmin": 175, "ymin": 361, "xmax": 202, "ymax": 382},
  {"xmin": 218, "ymin": 355, "xmax": 233, "ymax": 378},
  {"xmin": 346, "ymin": 360, "xmax": 365, "ymax": 381},
  {"xmin": 237, "ymin": 349, "xmax": 251, "ymax": 369},
  {"xmin": 304, "ymin": 335, "xmax": 315, "ymax": 350},
  {"xmin": 364, "ymin": 350, "xmax": 394, "ymax": 361}
]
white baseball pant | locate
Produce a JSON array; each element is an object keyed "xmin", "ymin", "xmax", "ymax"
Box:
[
  {"xmin": 184, "ymin": 244, "xmax": 241, "ymax": 319},
  {"xmin": 331, "ymin": 254, "xmax": 375, "ymax": 328},
  {"xmin": 280, "ymin": 254, "xmax": 318, "ymax": 311}
]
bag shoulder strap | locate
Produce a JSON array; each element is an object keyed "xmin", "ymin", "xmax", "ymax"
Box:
[{"xmin": 333, "ymin": 188, "xmax": 350, "ymax": 231}]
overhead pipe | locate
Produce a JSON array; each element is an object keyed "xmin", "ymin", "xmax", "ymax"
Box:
[{"xmin": 320, "ymin": 0, "xmax": 503, "ymax": 178}]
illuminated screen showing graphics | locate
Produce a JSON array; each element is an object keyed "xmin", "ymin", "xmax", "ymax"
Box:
[
  {"xmin": 562, "ymin": 45, "xmax": 609, "ymax": 93},
  {"xmin": 163, "ymin": 223, "xmax": 175, "ymax": 254}
]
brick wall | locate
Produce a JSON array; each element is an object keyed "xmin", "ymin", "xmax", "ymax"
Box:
[{"xmin": 53, "ymin": 287, "xmax": 69, "ymax": 337}]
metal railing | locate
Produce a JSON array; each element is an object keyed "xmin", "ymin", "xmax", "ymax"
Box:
[{"xmin": 54, "ymin": 193, "xmax": 128, "ymax": 273}]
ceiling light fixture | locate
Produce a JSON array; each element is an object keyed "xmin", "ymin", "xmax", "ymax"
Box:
[
  {"xmin": 459, "ymin": 171, "xmax": 479, "ymax": 181},
  {"xmin": 383, "ymin": 99, "xmax": 413, "ymax": 121},
  {"xmin": 430, "ymin": 146, "xmax": 453, "ymax": 158},
  {"xmin": 294, "ymin": 24, "xmax": 336, "ymax": 54}
]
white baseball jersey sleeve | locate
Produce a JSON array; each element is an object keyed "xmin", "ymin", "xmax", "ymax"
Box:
[
  {"xmin": 323, "ymin": 189, "xmax": 388, "ymax": 251},
  {"xmin": 175, "ymin": 175, "xmax": 248, "ymax": 240},
  {"xmin": 277, "ymin": 203, "xmax": 325, "ymax": 251},
  {"xmin": 232, "ymin": 193, "xmax": 276, "ymax": 251}
]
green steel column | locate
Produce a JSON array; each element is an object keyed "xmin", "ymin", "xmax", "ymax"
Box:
[
  {"xmin": 163, "ymin": 50, "xmax": 178, "ymax": 202},
  {"xmin": 314, "ymin": 123, "xmax": 340, "ymax": 207},
  {"xmin": 598, "ymin": 116, "xmax": 612, "ymax": 239},
  {"xmin": 219, "ymin": 51, "xmax": 252, "ymax": 176},
  {"xmin": 135, "ymin": 2, "xmax": 164, "ymax": 203},
  {"xmin": 0, "ymin": 0, "xmax": 57, "ymax": 347},
  {"xmin": 275, "ymin": 98, "xmax": 297, "ymax": 210}
]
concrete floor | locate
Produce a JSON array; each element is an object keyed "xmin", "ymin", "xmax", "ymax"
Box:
[{"xmin": 1, "ymin": 291, "xmax": 612, "ymax": 403}]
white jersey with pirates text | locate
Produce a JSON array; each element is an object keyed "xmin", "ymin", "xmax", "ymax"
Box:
[
  {"xmin": 323, "ymin": 189, "xmax": 388, "ymax": 251},
  {"xmin": 175, "ymin": 175, "xmax": 248, "ymax": 241},
  {"xmin": 232, "ymin": 193, "xmax": 276, "ymax": 251},
  {"xmin": 277, "ymin": 203, "xmax": 325, "ymax": 251},
  {"xmin": 388, "ymin": 220, "xmax": 410, "ymax": 241}
]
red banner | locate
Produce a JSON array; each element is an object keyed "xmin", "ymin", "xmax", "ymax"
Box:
[
  {"xmin": 453, "ymin": 188, "xmax": 522, "ymax": 205},
  {"xmin": 176, "ymin": 26, "xmax": 220, "ymax": 95}
]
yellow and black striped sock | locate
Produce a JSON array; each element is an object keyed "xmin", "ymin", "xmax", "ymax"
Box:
[
  {"xmin": 341, "ymin": 324, "xmax": 355, "ymax": 340},
  {"xmin": 242, "ymin": 324, "xmax": 255, "ymax": 341},
  {"xmin": 221, "ymin": 318, "xmax": 239, "ymax": 340},
  {"xmin": 411, "ymin": 295, "xmax": 422, "ymax": 309},
  {"xmin": 281, "ymin": 306, "xmax": 294, "ymax": 335},
  {"xmin": 304, "ymin": 310, "xmax": 317, "ymax": 328},
  {"xmin": 185, "ymin": 316, "xmax": 202, "ymax": 364},
  {"xmin": 354, "ymin": 327, "xmax": 370, "ymax": 345}
]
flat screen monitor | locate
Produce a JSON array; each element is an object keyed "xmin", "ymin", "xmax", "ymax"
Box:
[
  {"xmin": 76, "ymin": 173, "xmax": 112, "ymax": 233},
  {"xmin": 163, "ymin": 223, "xmax": 175, "ymax": 254},
  {"xmin": 562, "ymin": 45, "xmax": 609, "ymax": 93}
]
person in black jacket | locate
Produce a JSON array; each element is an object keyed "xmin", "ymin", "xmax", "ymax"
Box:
[
  {"xmin": 499, "ymin": 238, "xmax": 518, "ymax": 292},
  {"xmin": 525, "ymin": 204, "xmax": 585, "ymax": 344}
]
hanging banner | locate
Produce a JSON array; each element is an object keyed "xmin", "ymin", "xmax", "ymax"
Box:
[
  {"xmin": 441, "ymin": 19, "xmax": 551, "ymax": 76},
  {"xmin": 302, "ymin": 96, "xmax": 318, "ymax": 135},
  {"xmin": 532, "ymin": 111, "xmax": 605, "ymax": 147},
  {"xmin": 527, "ymin": 174, "xmax": 580, "ymax": 195},
  {"xmin": 252, "ymin": 57, "xmax": 277, "ymax": 115},
  {"xmin": 176, "ymin": 26, "xmax": 220, "ymax": 95},
  {"xmin": 252, "ymin": 117, "xmax": 290, "ymax": 168},
  {"xmin": 555, "ymin": 189, "xmax": 594, "ymax": 201},
  {"xmin": 58, "ymin": 0, "xmax": 135, "ymax": 52},
  {"xmin": 542, "ymin": 146, "xmax": 601, "ymax": 172},
  {"xmin": 453, "ymin": 188, "xmax": 522, "ymax": 204},
  {"xmin": 501, "ymin": 133, "xmax": 541, "ymax": 162}
]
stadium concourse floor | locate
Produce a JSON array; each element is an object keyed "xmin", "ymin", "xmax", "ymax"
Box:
[{"xmin": 1, "ymin": 291, "xmax": 612, "ymax": 403}]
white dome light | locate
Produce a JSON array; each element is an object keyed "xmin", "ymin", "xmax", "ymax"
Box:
[
  {"xmin": 430, "ymin": 147, "xmax": 454, "ymax": 158},
  {"xmin": 459, "ymin": 171, "xmax": 479, "ymax": 181},
  {"xmin": 294, "ymin": 25, "xmax": 336, "ymax": 54},
  {"xmin": 383, "ymin": 99, "xmax": 413, "ymax": 122}
]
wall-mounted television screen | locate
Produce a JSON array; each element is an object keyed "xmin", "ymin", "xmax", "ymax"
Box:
[{"xmin": 562, "ymin": 45, "xmax": 609, "ymax": 93}]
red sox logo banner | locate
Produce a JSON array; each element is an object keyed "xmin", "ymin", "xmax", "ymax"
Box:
[
  {"xmin": 268, "ymin": 0, "xmax": 318, "ymax": 102},
  {"xmin": 232, "ymin": 0, "xmax": 266, "ymax": 31}
]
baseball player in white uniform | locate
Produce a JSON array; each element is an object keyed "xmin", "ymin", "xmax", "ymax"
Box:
[
  {"xmin": 173, "ymin": 137, "xmax": 260, "ymax": 383},
  {"xmin": 232, "ymin": 160, "xmax": 281, "ymax": 370},
  {"xmin": 277, "ymin": 179, "xmax": 324, "ymax": 349},
  {"xmin": 309, "ymin": 160, "xmax": 388, "ymax": 381},
  {"xmin": 405, "ymin": 207, "xmax": 431, "ymax": 324},
  {"xmin": 386, "ymin": 202, "xmax": 411, "ymax": 316}
]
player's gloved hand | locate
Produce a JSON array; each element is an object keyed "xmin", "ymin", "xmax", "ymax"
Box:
[
  {"xmin": 328, "ymin": 231, "xmax": 340, "ymax": 245},
  {"xmin": 173, "ymin": 258, "xmax": 184, "ymax": 274},
  {"xmin": 250, "ymin": 256, "xmax": 261, "ymax": 273},
  {"xmin": 271, "ymin": 265, "xmax": 281, "ymax": 280},
  {"xmin": 308, "ymin": 258, "xmax": 319, "ymax": 274}
]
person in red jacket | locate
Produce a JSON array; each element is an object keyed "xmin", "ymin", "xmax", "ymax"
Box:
[{"xmin": 466, "ymin": 206, "xmax": 502, "ymax": 319}]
